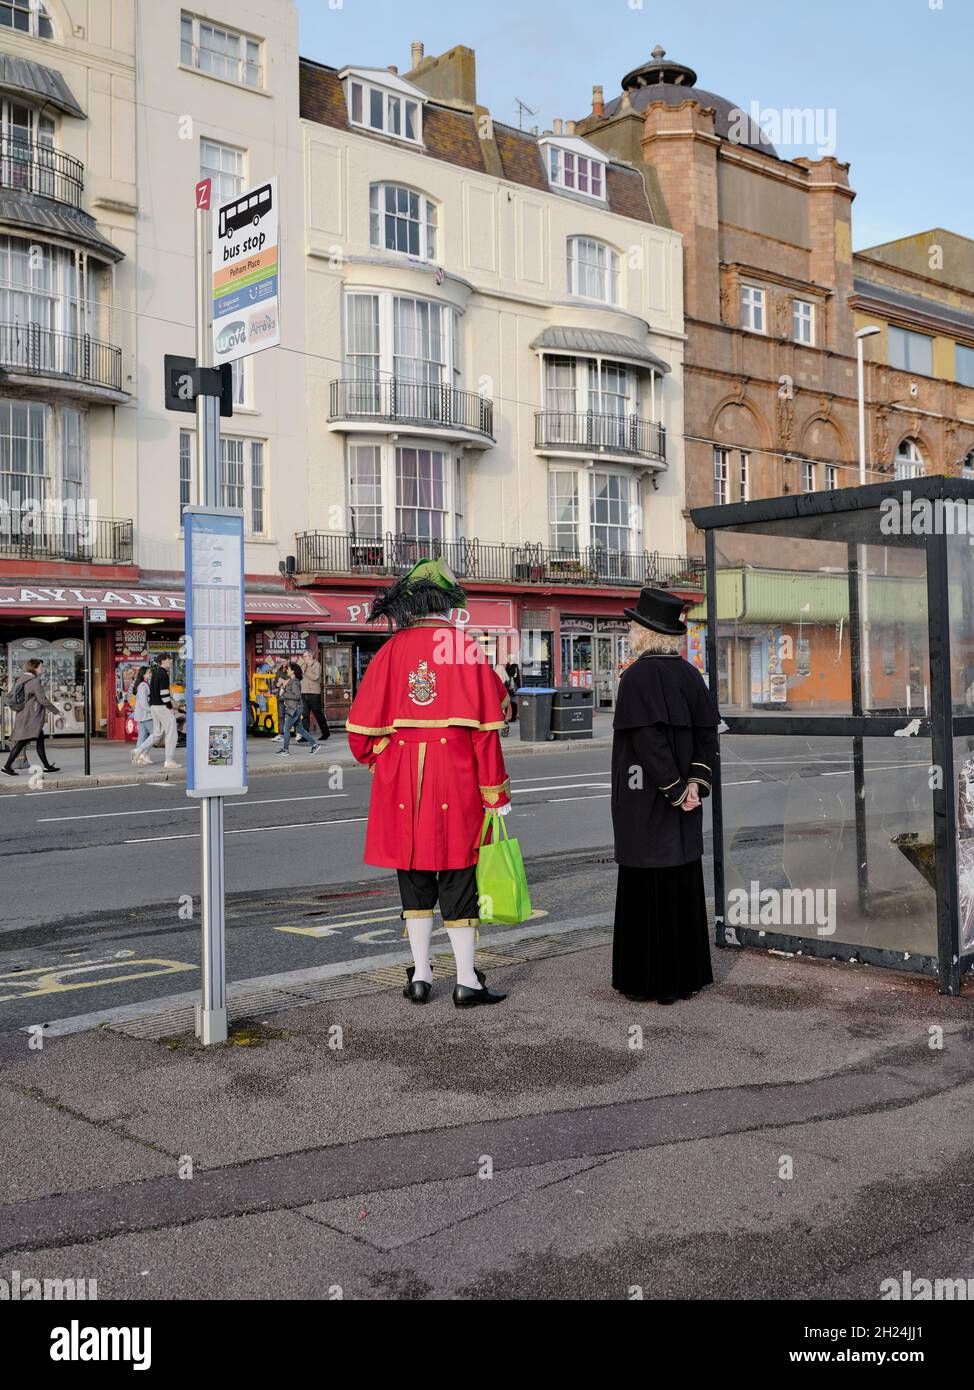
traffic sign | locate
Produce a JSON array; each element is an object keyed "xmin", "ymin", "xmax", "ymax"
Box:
[{"xmin": 212, "ymin": 175, "xmax": 279, "ymax": 363}]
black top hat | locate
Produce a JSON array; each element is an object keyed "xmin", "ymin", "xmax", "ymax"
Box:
[{"xmin": 623, "ymin": 586, "xmax": 688, "ymax": 636}]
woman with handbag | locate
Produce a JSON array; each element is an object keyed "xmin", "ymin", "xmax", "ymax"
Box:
[
  {"xmin": 610, "ymin": 588, "xmax": 720, "ymax": 1004},
  {"xmin": 275, "ymin": 662, "xmax": 322, "ymax": 756}
]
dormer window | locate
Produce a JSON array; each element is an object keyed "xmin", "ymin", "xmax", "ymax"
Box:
[
  {"xmin": 1, "ymin": 0, "xmax": 54, "ymax": 38},
  {"xmin": 543, "ymin": 137, "xmax": 606, "ymax": 201},
  {"xmin": 341, "ymin": 68, "xmax": 425, "ymax": 145}
]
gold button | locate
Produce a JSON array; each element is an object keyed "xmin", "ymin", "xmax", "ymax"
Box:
[
  {"xmin": 399, "ymin": 802, "xmax": 405, "ymax": 810},
  {"xmin": 398, "ymin": 739, "xmax": 405, "ymax": 746},
  {"xmin": 440, "ymin": 737, "xmax": 446, "ymax": 744},
  {"xmin": 441, "ymin": 802, "xmax": 448, "ymax": 810}
]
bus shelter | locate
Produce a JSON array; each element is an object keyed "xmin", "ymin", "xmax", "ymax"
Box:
[{"xmin": 690, "ymin": 475, "xmax": 974, "ymax": 995}]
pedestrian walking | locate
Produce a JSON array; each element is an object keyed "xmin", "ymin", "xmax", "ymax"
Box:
[
  {"xmin": 299, "ymin": 648, "xmax": 329, "ymax": 741},
  {"xmin": 148, "ymin": 654, "xmax": 180, "ymax": 770},
  {"xmin": 504, "ymin": 661, "xmax": 521, "ymax": 721},
  {"xmin": 131, "ymin": 666, "xmax": 155, "ymax": 765},
  {"xmin": 610, "ymin": 587, "xmax": 720, "ymax": 1005},
  {"xmin": 347, "ymin": 556, "xmax": 511, "ymax": 1008},
  {"xmin": 276, "ymin": 662, "xmax": 322, "ymax": 756},
  {"xmin": 2, "ymin": 658, "xmax": 60, "ymax": 777}
]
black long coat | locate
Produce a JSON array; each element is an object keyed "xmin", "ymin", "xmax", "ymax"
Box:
[{"xmin": 611, "ymin": 653, "xmax": 720, "ymax": 869}]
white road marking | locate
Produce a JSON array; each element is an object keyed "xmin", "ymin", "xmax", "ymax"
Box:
[
  {"xmin": 548, "ymin": 793, "xmax": 611, "ymax": 803},
  {"xmin": 514, "ymin": 782, "xmax": 610, "ymax": 794},
  {"xmin": 124, "ymin": 815, "xmax": 368, "ymax": 844},
  {"xmin": 25, "ymin": 783, "xmax": 145, "ymax": 797},
  {"xmin": 38, "ymin": 792, "xmax": 349, "ymax": 824}
]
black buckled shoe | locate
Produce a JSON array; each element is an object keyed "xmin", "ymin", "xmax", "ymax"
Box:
[
  {"xmin": 403, "ymin": 965, "xmax": 432, "ymax": 1005},
  {"xmin": 453, "ymin": 976, "xmax": 506, "ymax": 1008}
]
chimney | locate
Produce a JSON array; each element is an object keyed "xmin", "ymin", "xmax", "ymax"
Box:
[
  {"xmin": 566, "ymin": 119, "xmax": 576, "ymax": 135},
  {"xmin": 388, "ymin": 65, "xmax": 398, "ymax": 75},
  {"xmin": 620, "ymin": 90, "xmax": 631, "ymax": 111},
  {"xmin": 592, "ymin": 84, "xmax": 604, "ymax": 117},
  {"xmin": 411, "ymin": 41, "xmax": 424, "ymax": 67},
  {"xmin": 406, "ymin": 43, "xmax": 477, "ymax": 109},
  {"xmin": 553, "ymin": 117, "xmax": 563, "ymax": 135}
]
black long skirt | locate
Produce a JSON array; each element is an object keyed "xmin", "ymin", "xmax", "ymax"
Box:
[{"xmin": 612, "ymin": 860, "xmax": 713, "ymax": 1001}]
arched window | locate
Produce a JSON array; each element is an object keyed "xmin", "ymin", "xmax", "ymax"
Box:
[
  {"xmin": 566, "ymin": 236, "xmax": 620, "ymax": 305},
  {"xmin": 369, "ymin": 183, "xmax": 437, "ymax": 261},
  {"xmin": 0, "ymin": 0, "xmax": 54, "ymax": 39},
  {"xmin": 894, "ymin": 437, "xmax": 924, "ymax": 481}
]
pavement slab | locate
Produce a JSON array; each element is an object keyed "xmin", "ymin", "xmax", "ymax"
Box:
[{"xmin": 1, "ymin": 940, "xmax": 972, "ymax": 1298}]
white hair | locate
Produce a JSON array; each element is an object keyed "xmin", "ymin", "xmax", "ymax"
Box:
[{"xmin": 629, "ymin": 622, "xmax": 684, "ymax": 657}]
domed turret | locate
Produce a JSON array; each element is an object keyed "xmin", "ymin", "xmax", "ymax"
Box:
[{"xmin": 604, "ymin": 45, "xmax": 777, "ymax": 157}]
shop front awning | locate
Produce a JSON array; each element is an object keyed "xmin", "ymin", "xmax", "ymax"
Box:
[
  {"xmin": 0, "ymin": 584, "xmax": 515, "ymax": 630},
  {"xmin": 530, "ymin": 326, "xmax": 671, "ymax": 375},
  {"xmin": 687, "ymin": 567, "xmax": 929, "ymax": 625}
]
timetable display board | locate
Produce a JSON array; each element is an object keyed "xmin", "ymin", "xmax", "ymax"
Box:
[{"xmin": 183, "ymin": 507, "xmax": 247, "ymax": 796}]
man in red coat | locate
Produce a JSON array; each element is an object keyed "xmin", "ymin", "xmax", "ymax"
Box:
[{"xmin": 346, "ymin": 557, "xmax": 512, "ymax": 1008}]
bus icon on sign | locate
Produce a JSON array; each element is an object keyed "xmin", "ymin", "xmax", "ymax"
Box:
[{"xmin": 219, "ymin": 183, "xmax": 272, "ymax": 238}]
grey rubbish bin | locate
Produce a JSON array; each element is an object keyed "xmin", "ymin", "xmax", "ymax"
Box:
[
  {"xmin": 551, "ymin": 686, "xmax": 594, "ymax": 740},
  {"xmin": 517, "ymin": 687, "xmax": 555, "ymax": 742}
]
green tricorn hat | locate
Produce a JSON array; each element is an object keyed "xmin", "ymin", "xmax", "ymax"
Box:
[{"xmin": 369, "ymin": 555, "xmax": 467, "ymax": 631}]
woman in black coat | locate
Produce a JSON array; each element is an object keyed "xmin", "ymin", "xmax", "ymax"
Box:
[{"xmin": 611, "ymin": 587, "xmax": 719, "ymax": 1004}]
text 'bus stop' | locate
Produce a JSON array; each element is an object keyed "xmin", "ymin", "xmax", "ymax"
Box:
[{"xmin": 691, "ymin": 475, "xmax": 974, "ymax": 995}]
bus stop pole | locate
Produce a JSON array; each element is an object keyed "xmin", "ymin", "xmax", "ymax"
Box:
[{"xmin": 193, "ymin": 181, "xmax": 228, "ymax": 1045}]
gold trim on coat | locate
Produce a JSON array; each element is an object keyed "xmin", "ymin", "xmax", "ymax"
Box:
[
  {"xmin": 416, "ymin": 741, "xmax": 427, "ymax": 807},
  {"xmin": 346, "ymin": 718, "xmax": 506, "ymax": 735},
  {"xmin": 479, "ymin": 778, "xmax": 511, "ymax": 805}
]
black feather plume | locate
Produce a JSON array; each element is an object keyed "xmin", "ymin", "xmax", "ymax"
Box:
[{"xmin": 368, "ymin": 577, "xmax": 467, "ymax": 632}]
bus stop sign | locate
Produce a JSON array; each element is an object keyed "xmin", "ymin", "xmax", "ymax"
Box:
[{"xmin": 212, "ymin": 175, "xmax": 279, "ymax": 363}]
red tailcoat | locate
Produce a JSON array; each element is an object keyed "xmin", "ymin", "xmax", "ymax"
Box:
[{"xmin": 347, "ymin": 619, "xmax": 512, "ymax": 870}]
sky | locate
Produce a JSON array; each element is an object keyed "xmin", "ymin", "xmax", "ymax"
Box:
[{"xmin": 296, "ymin": 0, "xmax": 973, "ymax": 251}]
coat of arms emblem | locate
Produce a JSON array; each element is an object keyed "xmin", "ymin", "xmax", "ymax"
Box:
[{"xmin": 408, "ymin": 659, "xmax": 437, "ymax": 706}]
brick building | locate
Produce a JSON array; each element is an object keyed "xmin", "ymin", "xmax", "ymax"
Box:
[{"xmin": 575, "ymin": 47, "xmax": 974, "ymax": 711}]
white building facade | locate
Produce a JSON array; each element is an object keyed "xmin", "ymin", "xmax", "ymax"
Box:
[{"xmin": 299, "ymin": 44, "xmax": 695, "ymax": 702}]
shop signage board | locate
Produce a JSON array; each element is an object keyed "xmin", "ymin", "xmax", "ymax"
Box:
[
  {"xmin": 212, "ymin": 176, "xmax": 279, "ymax": 363},
  {"xmin": 183, "ymin": 507, "xmax": 247, "ymax": 796}
]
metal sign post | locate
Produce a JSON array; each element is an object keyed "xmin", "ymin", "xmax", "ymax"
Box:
[
  {"xmin": 192, "ymin": 176, "xmax": 228, "ymax": 1046},
  {"xmin": 185, "ymin": 173, "xmax": 279, "ymax": 1045},
  {"xmin": 82, "ymin": 605, "xmax": 91, "ymax": 777}
]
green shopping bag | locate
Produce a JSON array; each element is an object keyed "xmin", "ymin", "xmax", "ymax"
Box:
[{"xmin": 476, "ymin": 810, "xmax": 532, "ymax": 926}]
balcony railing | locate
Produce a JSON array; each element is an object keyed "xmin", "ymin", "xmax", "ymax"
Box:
[
  {"xmin": 329, "ymin": 378, "xmax": 494, "ymax": 440},
  {"xmin": 295, "ymin": 531, "xmax": 704, "ymax": 591},
  {"xmin": 0, "ymin": 322, "xmax": 123, "ymax": 392},
  {"xmin": 535, "ymin": 410, "xmax": 666, "ymax": 463},
  {"xmin": 0, "ymin": 136, "xmax": 84, "ymax": 210},
  {"xmin": 0, "ymin": 515, "xmax": 133, "ymax": 565}
]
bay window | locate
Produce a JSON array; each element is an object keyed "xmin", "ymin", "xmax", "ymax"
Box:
[
  {"xmin": 0, "ymin": 235, "xmax": 105, "ymax": 374},
  {"xmin": 567, "ymin": 237, "xmax": 620, "ymax": 304},
  {"xmin": 0, "ymin": 400, "xmax": 88, "ymax": 519},
  {"xmin": 346, "ymin": 440, "xmax": 463, "ymax": 542},
  {"xmin": 396, "ymin": 446, "xmax": 447, "ymax": 540},
  {"xmin": 1, "ymin": 100, "xmax": 56, "ymax": 198},
  {"xmin": 548, "ymin": 466, "xmax": 641, "ymax": 557},
  {"xmin": 342, "ymin": 290, "xmax": 462, "ymax": 419}
]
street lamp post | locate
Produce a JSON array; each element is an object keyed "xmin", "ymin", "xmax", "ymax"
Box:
[{"xmin": 855, "ymin": 326, "xmax": 882, "ymax": 714}]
